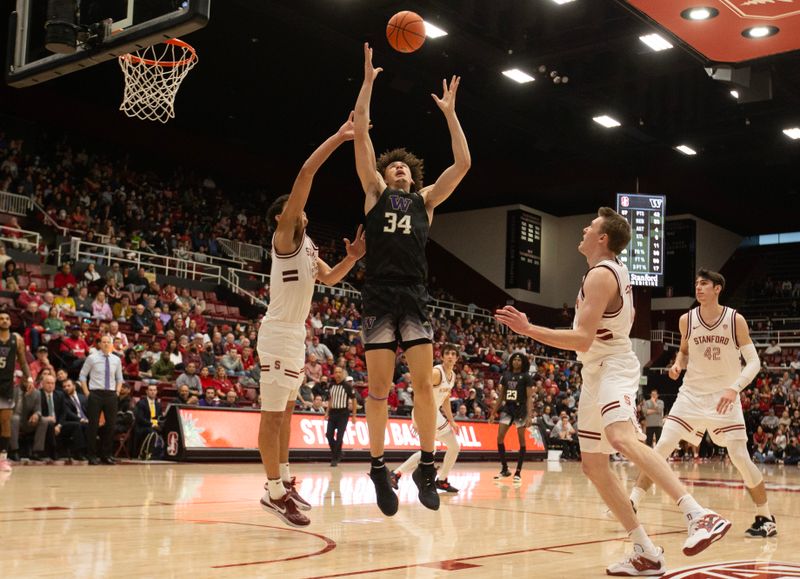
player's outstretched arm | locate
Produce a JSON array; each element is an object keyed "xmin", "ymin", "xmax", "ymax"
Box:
[
  {"xmin": 421, "ymin": 75, "xmax": 471, "ymax": 211},
  {"xmin": 315, "ymin": 225, "xmax": 366, "ymax": 286},
  {"xmin": 668, "ymin": 314, "xmax": 690, "ymax": 380},
  {"xmin": 354, "ymin": 43, "xmax": 386, "ymax": 206},
  {"xmin": 494, "ymin": 268, "xmax": 617, "ymax": 352}
]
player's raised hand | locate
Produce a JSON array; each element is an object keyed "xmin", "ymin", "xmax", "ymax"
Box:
[
  {"xmin": 495, "ymin": 305, "xmax": 530, "ymax": 336},
  {"xmin": 337, "ymin": 111, "xmax": 356, "ymax": 141},
  {"xmin": 363, "ymin": 42, "xmax": 383, "ymax": 83},
  {"xmin": 432, "ymin": 75, "xmax": 460, "ymax": 116},
  {"xmin": 668, "ymin": 362, "xmax": 682, "ymax": 381},
  {"xmin": 344, "ymin": 224, "xmax": 366, "ymax": 260},
  {"xmin": 716, "ymin": 388, "xmax": 738, "ymax": 414}
]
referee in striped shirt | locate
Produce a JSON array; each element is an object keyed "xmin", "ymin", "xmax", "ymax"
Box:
[{"xmin": 325, "ymin": 366, "xmax": 357, "ymax": 467}]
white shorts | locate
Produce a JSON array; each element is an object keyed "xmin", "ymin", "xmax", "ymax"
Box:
[
  {"xmin": 411, "ymin": 408, "xmax": 452, "ymax": 438},
  {"xmin": 662, "ymin": 388, "xmax": 747, "ymax": 447},
  {"xmin": 577, "ymin": 352, "xmax": 644, "ymax": 454},
  {"xmin": 257, "ymin": 320, "xmax": 306, "ymax": 412},
  {"xmin": 498, "ymin": 411, "xmax": 526, "ymax": 428}
]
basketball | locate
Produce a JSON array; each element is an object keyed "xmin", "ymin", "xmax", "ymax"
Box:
[{"xmin": 386, "ymin": 11, "xmax": 426, "ymax": 53}]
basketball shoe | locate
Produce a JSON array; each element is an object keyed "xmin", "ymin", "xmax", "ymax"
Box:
[
  {"xmin": 683, "ymin": 511, "xmax": 731, "ymax": 556},
  {"xmin": 369, "ymin": 466, "xmax": 399, "ymax": 516},
  {"xmin": 260, "ymin": 491, "xmax": 310, "ymax": 528},
  {"xmin": 745, "ymin": 515, "xmax": 777, "ymax": 538},
  {"xmin": 389, "ymin": 471, "xmax": 401, "ymax": 490},
  {"xmin": 435, "ymin": 478, "xmax": 458, "ymax": 493},
  {"xmin": 412, "ymin": 464, "xmax": 440, "ymax": 510},
  {"xmin": 493, "ymin": 468, "xmax": 511, "ymax": 480},
  {"xmin": 606, "ymin": 546, "xmax": 665, "ymax": 576},
  {"xmin": 278, "ymin": 477, "xmax": 311, "ymax": 512}
]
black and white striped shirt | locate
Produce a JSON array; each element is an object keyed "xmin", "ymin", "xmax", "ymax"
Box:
[{"xmin": 327, "ymin": 381, "xmax": 355, "ymax": 410}]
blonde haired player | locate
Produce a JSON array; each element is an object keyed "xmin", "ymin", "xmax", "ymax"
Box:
[
  {"xmin": 628, "ymin": 269, "xmax": 775, "ymax": 538},
  {"xmin": 496, "ymin": 208, "xmax": 730, "ymax": 576},
  {"xmin": 390, "ymin": 344, "xmax": 462, "ymax": 493},
  {"xmin": 258, "ymin": 113, "xmax": 366, "ymax": 528}
]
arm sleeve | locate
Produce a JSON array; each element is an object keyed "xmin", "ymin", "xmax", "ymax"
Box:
[{"xmin": 732, "ymin": 343, "xmax": 760, "ymax": 392}]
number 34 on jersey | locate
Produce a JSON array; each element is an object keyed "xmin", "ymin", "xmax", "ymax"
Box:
[{"xmin": 383, "ymin": 212, "xmax": 412, "ymax": 234}]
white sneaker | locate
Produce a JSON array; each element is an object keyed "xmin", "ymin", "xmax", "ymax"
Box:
[
  {"xmin": 683, "ymin": 511, "xmax": 731, "ymax": 556},
  {"xmin": 0, "ymin": 459, "xmax": 12, "ymax": 473},
  {"xmin": 606, "ymin": 546, "xmax": 665, "ymax": 576}
]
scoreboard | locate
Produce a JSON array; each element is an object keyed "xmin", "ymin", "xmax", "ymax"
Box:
[
  {"xmin": 616, "ymin": 193, "xmax": 665, "ymax": 287},
  {"xmin": 505, "ymin": 209, "xmax": 541, "ymax": 292}
]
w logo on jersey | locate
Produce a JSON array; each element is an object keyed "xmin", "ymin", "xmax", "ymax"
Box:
[
  {"xmin": 364, "ymin": 316, "xmax": 376, "ymax": 330},
  {"xmin": 389, "ymin": 195, "xmax": 412, "ymax": 213}
]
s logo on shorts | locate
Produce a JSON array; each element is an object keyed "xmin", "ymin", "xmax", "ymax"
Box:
[{"xmin": 624, "ymin": 395, "xmax": 631, "ymax": 406}]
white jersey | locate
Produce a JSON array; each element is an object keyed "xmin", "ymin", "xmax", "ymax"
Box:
[
  {"xmin": 433, "ymin": 364, "xmax": 455, "ymax": 408},
  {"xmin": 574, "ymin": 258, "xmax": 634, "ymax": 365},
  {"xmin": 265, "ymin": 232, "xmax": 318, "ymax": 324},
  {"xmin": 682, "ymin": 306, "xmax": 742, "ymax": 395}
]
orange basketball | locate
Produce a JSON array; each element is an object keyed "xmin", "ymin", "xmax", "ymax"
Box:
[{"xmin": 386, "ymin": 11, "xmax": 426, "ymax": 53}]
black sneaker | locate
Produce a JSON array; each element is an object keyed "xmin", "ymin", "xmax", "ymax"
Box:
[
  {"xmin": 745, "ymin": 515, "xmax": 777, "ymax": 537},
  {"xmin": 435, "ymin": 478, "xmax": 459, "ymax": 493},
  {"xmin": 412, "ymin": 464, "xmax": 440, "ymax": 510},
  {"xmin": 389, "ymin": 471, "xmax": 401, "ymax": 490},
  {"xmin": 369, "ymin": 466, "xmax": 399, "ymax": 516},
  {"xmin": 493, "ymin": 468, "xmax": 512, "ymax": 480}
]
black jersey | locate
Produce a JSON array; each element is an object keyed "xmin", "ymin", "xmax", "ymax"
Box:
[
  {"xmin": 0, "ymin": 333, "xmax": 17, "ymax": 401},
  {"xmin": 364, "ymin": 187, "xmax": 429, "ymax": 284},
  {"xmin": 500, "ymin": 371, "xmax": 532, "ymax": 419}
]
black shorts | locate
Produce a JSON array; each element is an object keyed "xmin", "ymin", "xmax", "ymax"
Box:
[{"xmin": 361, "ymin": 282, "xmax": 433, "ymax": 351}]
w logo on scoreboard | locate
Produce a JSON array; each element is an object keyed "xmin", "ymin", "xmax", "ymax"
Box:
[{"xmin": 649, "ymin": 198, "xmax": 663, "ymax": 209}]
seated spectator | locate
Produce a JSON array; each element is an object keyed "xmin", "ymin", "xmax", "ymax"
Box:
[
  {"xmin": 309, "ymin": 395, "xmax": 325, "ymax": 414},
  {"xmin": 198, "ymin": 365, "xmax": 214, "ymax": 390},
  {"xmin": 150, "ymin": 351, "xmax": 175, "ymax": 381},
  {"xmin": 220, "ymin": 390, "xmax": 239, "ymax": 408},
  {"xmin": 3, "ymin": 260, "xmax": 19, "ymax": 287},
  {"xmin": 454, "ymin": 404, "xmax": 469, "ymax": 421},
  {"xmin": 211, "ymin": 365, "xmax": 242, "ymax": 398},
  {"xmin": 106, "ymin": 320, "xmax": 128, "ymax": 349},
  {"xmin": 764, "ymin": 340, "xmax": 781, "ymax": 356},
  {"xmin": 91, "ymin": 290, "xmax": 112, "ymax": 321},
  {"xmin": 74, "ymin": 286, "xmax": 93, "ymax": 317},
  {"xmin": 783, "ymin": 436, "xmax": 800, "ymax": 465},
  {"xmin": 165, "ymin": 339, "xmax": 183, "ymax": 370},
  {"xmin": 106, "ymin": 262, "xmax": 124, "ymax": 288},
  {"xmin": 221, "ymin": 349, "xmax": 245, "ymax": 376},
  {"xmin": 53, "ymin": 263, "xmax": 78, "ymax": 291},
  {"xmin": 29, "ymin": 346, "xmax": 55, "ymax": 382},
  {"xmin": 4, "ymin": 276, "xmax": 18, "ymax": 292},
  {"xmin": 0, "ymin": 243, "xmax": 9, "ymax": 268},
  {"xmin": 175, "ymin": 362, "xmax": 202, "ymax": 397},
  {"xmin": 176, "ymin": 384, "xmax": 199, "ymax": 405},
  {"xmin": 307, "ymin": 335, "xmax": 333, "ymax": 361},
  {"xmin": 131, "ymin": 303, "xmax": 154, "ymax": 334},
  {"xmin": 43, "ymin": 306, "xmax": 66, "ymax": 336},
  {"xmin": 21, "ymin": 300, "xmax": 45, "ymax": 350},
  {"xmin": 134, "ymin": 384, "xmax": 163, "ymax": 453},
  {"xmin": 761, "ymin": 409, "xmax": 780, "ymax": 433},
  {"xmin": 297, "ymin": 381, "xmax": 314, "ymax": 409},
  {"xmin": 550, "ymin": 413, "xmax": 579, "ymax": 459},
  {"xmin": 82, "ymin": 262, "xmax": 101, "ymax": 289},
  {"xmin": 124, "ymin": 349, "xmax": 141, "ymax": 379},
  {"xmin": 304, "ymin": 353, "xmax": 323, "ymax": 384},
  {"xmin": 54, "ymin": 286, "xmax": 76, "ymax": 316},
  {"xmin": 199, "ymin": 387, "xmax": 219, "ymax": 407},
  {"xmin": 60, "ymin": 378, "xmax": 88, "ymax": 461},
  {"xmin": 103, "ymin": 277, "xmax": 122, "ymax": 301},
  {"xmin": 470, "ymin": 402, "xmax": 486, "ymax": 420},
  {"xmin": 17, "ymin": 282, "xmax": 42, "ymax": 310},
  {"xmin": 124, "ymin": 267, "xmax": 148, "ymax": 294},
  {"xmin": 112, "ymin": 294, "xmax": 132, "ymax": 322}
]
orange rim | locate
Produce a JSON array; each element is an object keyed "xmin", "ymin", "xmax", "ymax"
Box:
[{"xmin": 122, "ymin": 38, "xmax": 197, "ymax": 68}]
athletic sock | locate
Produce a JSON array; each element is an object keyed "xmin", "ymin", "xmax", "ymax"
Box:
[
  {"xmin": 280, "ymin": 463, "xmax": 291, "ymax": 483},
  {"xmin": 420, "ymin": 450, "xmax": 435, "ymax": 466},
  {"xmin": 677, "ymin": 494, "xmax": 705, "ymax": 524},
  {"xmin": 516, "ymin": 447, "xmax": 526, "ymax": 473},
  {"xmin": 756, "ymin": 502, "xmax": 772, "ymax": 519},
  {"xmin": 498, "ymin": 443, "xmax": 507, "ymax": 470},
  {"xmin": 629, "ymin": 525, "xmax": 659, "ymax": 556},
  {"xmin": 267, "ymin": 478, "xmax": 286, "ymax": 501},
  {"xmin": 371, "ymin": 455, "xmax": 385, "ymax": 470},
  {"xmin": 630, "ymin": 486, "xmax": 646, "ymax": 509}
]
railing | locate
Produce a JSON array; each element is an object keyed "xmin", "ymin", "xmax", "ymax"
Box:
[
  {"xmin": 0, "ymin": 225, "xmax": 40, "ymax": 253},
  {"xmin": 651, "ymin": 330, "xmax": 681, "ymax": 348},
  {"xmin": 751, "ymin": 329, "xmax": 800, "ymax": 347},
  {"xmin": 322, "ymin": 325, "xmax": 360, "ymax": 335},
  {"xmin": 430, "ymin": 297, "xmax": 493, "ymax": 318},
  {"xmin": 172, "ymin": 248, "xmax": 245, "ymax": 269},
  {"xmin": 29, "ymin": 197, "xmax": 111, "ymax": 243},
  {"xmin": 226, "ymin": 268, "xmax": 267, "ymax": 308},
  {"xmin": 218, "ymin": 238, "xmax": 265, "ymax": 262},
  {"xmin": 0, "ymin": 190, "xmax": 33, "ymax": 216},
  {"xmin": 63, "ymin": 238, "xmax": 223, "ymax": 283}
]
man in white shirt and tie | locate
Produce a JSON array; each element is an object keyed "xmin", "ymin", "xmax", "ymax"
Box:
[{"xmin": 79, "ymin": 335, "xmax": 124, "ymax": 465}]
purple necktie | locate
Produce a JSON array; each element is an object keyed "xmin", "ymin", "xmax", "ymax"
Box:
[{"xmin": 105, "ymin": 355, "xmax": 111, "ymax": 390}]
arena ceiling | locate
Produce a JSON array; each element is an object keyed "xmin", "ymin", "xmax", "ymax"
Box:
[{"xmin": 1, "ymin": 0, "xmax": 800, "ymax": 235}]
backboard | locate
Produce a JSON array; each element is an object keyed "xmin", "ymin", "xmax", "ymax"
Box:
[{"xmin": 6, "ymin": 0, "xmax": 210, "ymax": 87}]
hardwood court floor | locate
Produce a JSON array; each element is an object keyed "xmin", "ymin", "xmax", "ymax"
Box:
[{"xmin": 1, "ymin": 459, "xmax": 799, "ymax": 578}]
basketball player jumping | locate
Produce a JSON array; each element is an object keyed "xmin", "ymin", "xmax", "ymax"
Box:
[
  {"xmin": 496, "ymin": 208, "xmax": 731, "ymax": 576},
  {"xmin": 628, "ymin": 269, "xmax": 775, "ymax": 538},
  {"xmin": 390, "ymin": 344, "xmax": 462, "ymax": 493},
  {"xmin": 0, "ymin": 310, "xmax": 34, "ymax": 473},
  {"xmin": 354, "ymin": 43, "xmax": 470, "ymax": 515},
  {"xmin": 258, "ymin": 113, "xmax": 366, "ymax": 528},
  {"xmin": 489, "ymin": 352, "xmax": 534, "ymax": 483}
]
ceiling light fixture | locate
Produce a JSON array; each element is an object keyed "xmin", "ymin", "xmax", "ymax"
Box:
[
  {"xmin": 502, "ymin": 68, "xmax": 535, "ymax": 84},
  {"xmin": 783, "ymin": 127, "xmax": 800, "ymax": 140},
  {"xmin": 593, "ymin": 115, "xmax": 621, "ymax": 128},
  {"xmin": 680, "ymin": 7, "xmax": 719, "ymax": 20},
  {"xmin": 551, "ymin": 0, "xmax": 577, "ymax": 5},
  {"xmin": 639, "ymin": 33, "xmax": 674, "ymax": 52},
  {"xmin": 730, "ymin": 90, "xmax": 739, "ymax": 99},
  {"xmin": 423, "ymin": 21, "xmax": 448, "ymax": 39},
  {"xmin": 675, "ymin": 145, "xmax": 697, "ymax": 156},
  {"xmin": 743, "ymin": 26, "xmax": 779, "ymax": 38}
]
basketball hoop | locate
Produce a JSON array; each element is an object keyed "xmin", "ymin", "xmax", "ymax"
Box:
[{"xmin": 118, "ymin": 38, "xmax": 197, "ymax": 123}]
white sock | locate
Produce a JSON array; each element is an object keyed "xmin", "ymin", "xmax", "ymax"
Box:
[
  {"xmin": 677, "ymin": 494, "xmax": 705, "ymax": 524},
  {"xmin": 280, "ymin": 463, "xmax": 291, "ymax": 483},
  {"xmin": 629, "ymin": 525, "xmax": 658, "ymax": 556},
  {"xmin": 267, "ymin": 478, "xmax": 286, "ymax": 501},
  {"xmin": 755, "ymin": 502, "xmax": 772, "ymax": 519},
  {"xmin": 0, "ymin": 451, "xmax": 7, "ymax": 460},
  {"xmin": 630, "ymin": 486, "xmax": 646, "ymax": 509}
]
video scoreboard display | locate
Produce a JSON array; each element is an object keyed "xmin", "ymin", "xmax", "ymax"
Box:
[
  {"xmin": 505, "ymin": 209, "xmax": 541, "ymax": 292},
  {"xmin": 616, "ymin": 193, "xmax": 666, "ymax": 287}
]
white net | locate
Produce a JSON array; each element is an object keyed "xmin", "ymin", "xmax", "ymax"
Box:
[{"xmin": 118, "ymin": 39, "xmax": 198, "ymax": 123}]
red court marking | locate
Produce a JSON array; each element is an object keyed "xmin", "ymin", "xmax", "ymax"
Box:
[
  {"xmin": 0, "ymin": 498, "xmax": 252, "ymax": 515},
  {"xmin": 679, "ymin": 477, "xmax": 800, "ymax": 494},
  {"xmin": 421, "ymin": 561, "xmax": 481, "ymax": 571},
  {"xmin": 541, "ymin": 548, "xmax": 573, "ymax": 554},
  {"xmin": 29, "ymin": 506, "xmax": 69, "ymax": 511},
  {"xmin": 3, "ymin": 516, "xmax": 336, "ymax": 568},
  {"xmin": 304, "ymin": 530, "xmax": 685, "ymax": 578}
]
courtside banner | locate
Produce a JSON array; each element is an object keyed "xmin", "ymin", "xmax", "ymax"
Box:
[{"xmin": 166, "ymin": 406, "xmax": 545, "ymax": 459}]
